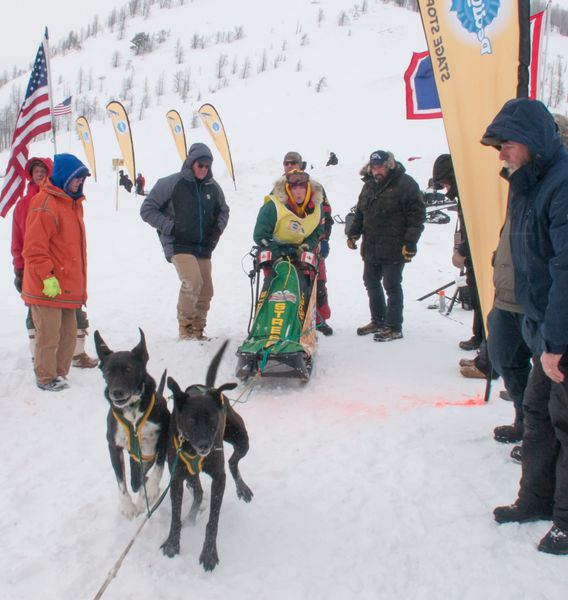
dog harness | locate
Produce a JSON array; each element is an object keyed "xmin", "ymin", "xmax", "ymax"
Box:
[
  {"xmin": 112, "ymin": 393, "xmax": 157, "ymax": 463},
  {"xmin": 174, "ymin": 391, "xmax": 228, "ymax": 476}
]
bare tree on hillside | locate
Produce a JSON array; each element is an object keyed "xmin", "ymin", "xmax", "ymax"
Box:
[
  {"xmin": 111, "ymin": 51, "xmax": 122, "ymax": 68},
  {"xmin": 155, "ymin": 71, "xmax": 165, "ymax": 98},
  {"xmin": 338, "ymin": 11, "xmax": 350, "ymax": 27},
  {"xmin": 175, "ymin": 38, "xmax": 184, "ymax": 64},
  {"xmin": 258, "ymin": 50, "xmax": 268, "ymax": 73},
  {"xmin": 315, "ymin": 77, "xmax": 327, "ymax": 93},
  {"xmin": 241, "ymin": 57, "xmax": 251, "ymax": 79},
  {"xmin": 317, "ymin": 9, "xmax": 325, "ymax": 26},
  {"xmin": 217, "ymin": 54, "xmax": 228, "ymax": 79},
  {"xmin": 107, "ymin": 8, "xmax": 118, "ymax": 31}
]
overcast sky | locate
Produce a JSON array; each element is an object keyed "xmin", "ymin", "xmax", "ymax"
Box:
[{"xmin": 0, "ymin": 0, "xmax": 119, "ymax": 72}]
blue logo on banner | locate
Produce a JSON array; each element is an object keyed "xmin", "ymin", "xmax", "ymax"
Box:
[
  {"xmin": 117, "ymin": 120, "xmax": 128, "ymax": 133},
  {"xmin": 174, "ymin": 124, "xmax": 181, "ymax": 134},
  {"xmin": 212, "ymin": 122, "xmax": 221, "ymax": 133},
  {"xmin": 451, "ymin": 0, "xmax": 500, "ymax": 54},
  {"xmin": 83, "ymin": 132, "xmax": 90, "ymax": 142}
]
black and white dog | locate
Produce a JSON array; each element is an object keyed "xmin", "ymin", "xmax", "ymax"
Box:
[
  {"xmin": 94, "ymin": 329, "xmax": 170, "ymax": 519},
  {"xmin": 162, "ymin": 340, "xmax": 253, "ymax": 571}
]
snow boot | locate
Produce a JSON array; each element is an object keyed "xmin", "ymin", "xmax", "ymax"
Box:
[
  {"xmin": 72, "ymin": 329, "xmax": 99, "ymax": 368},
  {"xmin": 510, "ymin": 445, "xmax": 522, "ymax": 463},
  {"xmin": 318, "ymin": 322, "xmax": 333, "ymax": 336},
  {"xmin": 458, "ymin": 336, "xmax": 481, "ymax": 351},
  {"xmin": 459, "ymin": 357, "xmax": 476, "ymax": 367},
  {"xmin": 37, "ymin": 376, "xmax": 70, "ymax": 392},
  {"xmin": 538, "ymin": 525, "xmax": 568, "ymax": 555},
  {"xmin": 493, "ymin": 501, "xmax": 552, "ymax": 524},
  {"xmin": 357, "ymin": 322, "xmax": 382, "ymax": 336},
  {"xmin": 493, "ymin": 423, "xmax": 523, "ymax": 444},
  {"xmin": 460, "ymin": 364, "xmax": 486, "ymax": 379},
  {"xmin": 28, "ymin": 328, "xmax": 36, "ymax": 360},
  {"xmin": 373, "ymin": 328, "xmax": 403, "ymax": 342}
]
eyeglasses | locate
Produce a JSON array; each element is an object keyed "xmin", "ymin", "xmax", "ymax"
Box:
[
  {"xmin": 284, "ymin": 161, "xmax": 299, "ymax": 166},
  {"xmin": 196, "ymin": 163, "xmax": 211, "ymax": 169}
]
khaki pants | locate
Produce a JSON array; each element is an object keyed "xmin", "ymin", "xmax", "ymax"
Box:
[
  {"xmin": 31, "ymin": 305, "xmax": 77, "ymax": 384},
  {"xmin": 171, "ymin": 254, "xmax": 213, "ymax": 331}
]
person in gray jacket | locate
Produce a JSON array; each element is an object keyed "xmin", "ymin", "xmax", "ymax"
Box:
[{"xmin": 140, "ymin": 143, "xmax": 229, "ymax": 340}]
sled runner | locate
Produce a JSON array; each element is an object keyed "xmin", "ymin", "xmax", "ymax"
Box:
[{"xmin": 235, "ymin": 248, "xmax": 318, "ymax": 382}]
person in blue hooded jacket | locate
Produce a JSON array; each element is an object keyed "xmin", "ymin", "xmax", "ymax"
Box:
[
  {"xmin": 140, "ymin": 143, "xmax": 229, "ymax": 340},
  {"xmin": 481, "ymin": 98, "xmax": 568, "ymax": 556}
]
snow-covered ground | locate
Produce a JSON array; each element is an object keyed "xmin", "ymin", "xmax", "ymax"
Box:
[{"xmin": 2, "ymin": 2, "xmax": 568, "ymax": 599}]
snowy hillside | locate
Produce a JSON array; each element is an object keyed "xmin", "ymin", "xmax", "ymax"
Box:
[{"xmin": 2, "ymin": 2, "xmax": 568, "ymax": 600}]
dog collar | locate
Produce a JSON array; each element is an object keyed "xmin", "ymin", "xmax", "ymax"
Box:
[{"xmin": 112, "ymin": 392, "xmax": 156, "ymax": 463}]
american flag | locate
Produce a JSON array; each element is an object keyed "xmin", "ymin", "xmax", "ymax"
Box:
[
  {"xmin": 53, "ymin": 96, "xmax": 72, "ymax": 116},
  {"xmin": 0, "ymin": 35, "xmax": 51, "ymax": 217}
]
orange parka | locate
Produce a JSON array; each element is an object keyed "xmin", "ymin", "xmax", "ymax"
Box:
[{"xmin": 21, "ymin": 179, "xmax": 87, "ymax": 309}]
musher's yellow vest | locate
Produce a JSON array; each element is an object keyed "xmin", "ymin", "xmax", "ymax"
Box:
[{"xmin": 265, "ymin": 196, "xmax": 321, "ymax": 245}]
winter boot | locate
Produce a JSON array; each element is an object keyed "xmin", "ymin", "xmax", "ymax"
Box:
[
  {"xmin": 72, "ymin": 329, "xmax": 99, "ymax": 368},
  {"xmin": 37, "ymin": 376, "xmax": 70, "ymax": 392},
  {"xmin": 373, "ymin": 328, "xmax": 403, "ymax": 342},
  {"xmin": 493, "ymin": 501, "xmax": 552, "ymax": 524},
  {"xmin": 510, "ymin": 445, "xmax": 522, "ymax": 463},
  {"xmin": 460, "ymin": 365, "xmax": 486, "ymax": 379},
  {"xmin": 357, "ymin": 322, "xmax": 382, "ymax": 336},
  {"xmin": 318, "ymin": 322, "xmax": 333, "ymax": 336},
  {"xmin": 493, "ymin": 423, "xmax": 524, "ymax": 444},
  {"xmin": 459, "ymin": 357, "xmax": 476, "ymax": 367},
  {"xmin": 538, "ymin": 525, "xmax": 568, "ymax": 555},
  {"xmin": 458, "ymin": 336, "xmax": 481, "ymax": 351},
  {"xmin": 192, "ymin": 330, "xmax": 211, "ymax": 341}
]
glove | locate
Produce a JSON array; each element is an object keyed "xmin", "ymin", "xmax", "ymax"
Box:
[
  {"xmin": 14, "ymin": 269, "xmax": 23, "ymax": 293},
  {"xmin": 452, "ymin": 249, "xmax": 466, "ymax": 269},
  {"xmin": 319, "ymin": 240, "xmax": 330, "ymax": 258},
  {"xmin": 402, "ymin": 242, "xmax": 417, "ymax": 262},
  {"xmin": 42, "ymin": 276, "xmax": 62, "ymax": 298},
  {"xmin": 347, "ymin": 238, "xmax": 358, "ymax": 250}
]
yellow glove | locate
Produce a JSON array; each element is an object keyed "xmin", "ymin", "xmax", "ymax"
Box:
[
  {"xmin": 347, "ymin": 238, "xmax": 358, "ymax": 250},
  {"xmin": 42, "ymin": 276, "xmax": 61, "ymax": 297}
]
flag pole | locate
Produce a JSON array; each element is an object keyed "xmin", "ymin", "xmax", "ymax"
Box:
[
  {"xmin": 43, "ymin": 26, "xmax": 57, "ymax": 154},
  {"xmin": 539, "ymin": 1, "xmax": 551, "ymax": 101}
]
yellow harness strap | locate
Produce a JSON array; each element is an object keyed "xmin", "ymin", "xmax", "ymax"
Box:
[{"xmin": 112, "ymin": 393, "xmax": 157, "ymax": 463}]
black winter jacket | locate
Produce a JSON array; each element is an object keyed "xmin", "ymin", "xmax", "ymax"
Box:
[
  {"xmin": 140, "ymin": 144, "xmax": 229, "ymax": 260},
  {"xmin": 348, "ymin": 162, "xmax": 425, "ymax": 264}
]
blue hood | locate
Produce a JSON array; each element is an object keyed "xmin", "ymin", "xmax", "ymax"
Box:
[
  {"xmin": 50, "ymin": 153, "xmax": 90, "ymax": 199},
  {"xmin": 481, "ymin": 98, "xmax": 563, "ymax": 179}
]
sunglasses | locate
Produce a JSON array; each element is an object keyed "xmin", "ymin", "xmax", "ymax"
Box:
[
  {"xmin": 284, "ymin": 161, "xmax": 299, "ymax": 166},
  {"xmin": 196, "ymin": 162, "xmax": 211, "ymax": 169}
]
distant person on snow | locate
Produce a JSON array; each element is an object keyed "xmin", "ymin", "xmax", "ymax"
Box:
[
  {"xmin": 347, "ymin": 150, "xmax": 425, "ymax": 342},
  {"xmin": 21, "ymin": 154, "xmax": 92, "ymax": 391},
  {"xmin": 135, "ymin": 172, "xmax": 146, "ymax": 195},
  {"xmin": 326, "ymin": 152, "xmax": 338, "ymax": 166},
  {"xmin": 11, "ymin": 157, "xmax": 98, "ymax": 371},
  {"xmin": 140, "ymin": 142, "xmax": 229, "ymax": 341},
  {"xmin": 119, "ymin": 170, "xmax": 133, "ymax": 193}
]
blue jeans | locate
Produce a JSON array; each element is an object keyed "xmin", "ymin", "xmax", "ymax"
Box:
[
  {"xmin": 363, "ymin": 262, "xmax": 404, "ymax": 331},
  {"xmin": 487, "ymin": 307, "xmax": 532, "ymax": 425}
]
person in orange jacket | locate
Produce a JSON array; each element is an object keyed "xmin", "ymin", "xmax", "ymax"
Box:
[
  {"xmin": 21, "ymin": 153, "xmax": 91, "ymax": 391},
  {"xmin": 11, "ymin": 156, "xmax": 97, "ymax": 369}
]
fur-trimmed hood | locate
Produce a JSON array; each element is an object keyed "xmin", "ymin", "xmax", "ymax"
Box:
[{"xmin": 270, "ymin": 175, "xmax": 324, "ymax": 207}]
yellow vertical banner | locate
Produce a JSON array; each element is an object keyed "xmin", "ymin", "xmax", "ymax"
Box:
[
  {"xmin": 106, "ymin": 101, "xmax": 136, "ymax": 182},
  {"xmin": 417, "ymin": 0, "xmax": 526, "ymax": 323},
  {"xmin": 75, "ymin": 116, "xmax": 97, "ymax": 181},
  {"xmin": 197, "ymin": 103, "xmax": 236, "ymax": 190},
  {"xmin": 166, "ymin": 109, "xmax": 188, "ymax": 163}
]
